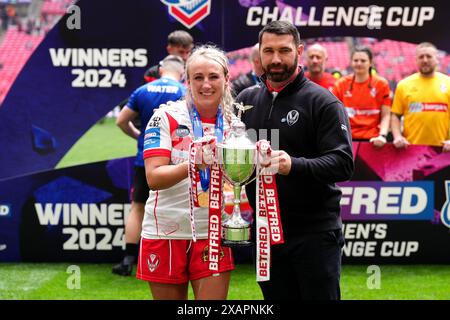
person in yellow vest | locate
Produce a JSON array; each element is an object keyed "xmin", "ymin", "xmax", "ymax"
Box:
[{"xmin": 391, "ymin": 42, "xmax": 450, "ymax": 152}]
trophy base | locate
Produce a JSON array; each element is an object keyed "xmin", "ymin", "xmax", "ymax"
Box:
[
  {"xmin": 221, "ymin": 225, "xmax": 251, "ymax": 247},
  {"xmin": 221, "ymin": 239, "xmax": 253, "ymax": 248}
]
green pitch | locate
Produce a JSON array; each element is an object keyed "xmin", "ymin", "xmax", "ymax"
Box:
[
  {"xmin": 1, "ymin": 264, "xmax": 450, "ymax": 300},
  {"xmin": 56, "ymin": 117, "xmax": 136, "ymax": 169}
]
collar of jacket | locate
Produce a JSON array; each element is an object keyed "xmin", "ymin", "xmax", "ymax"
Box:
[{"xmin": 260, "ymin": 67, "xmax": 308, "ymax": 97}]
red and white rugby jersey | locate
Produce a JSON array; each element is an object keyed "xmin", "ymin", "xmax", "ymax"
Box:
[{"xmin": 141, "ymin": 100, "xmax": 227, "ymax": 239}]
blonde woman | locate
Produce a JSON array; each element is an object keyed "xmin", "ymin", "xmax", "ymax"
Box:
[{"xmin": 136, "ymin": 45, "xmax": 235, "ymax": 300}]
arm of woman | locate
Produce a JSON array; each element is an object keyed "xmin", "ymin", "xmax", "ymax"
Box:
[
  {"xmin": 145, "ymin": 156, "xmax": 189, "ymax": 190},
  {"xmin": 370, "ymin": 105, "xmax": 391, "ymax": 148},
  {"xmin": 378, "ymin": 105, "xmax": 391, "ymax": 137}
]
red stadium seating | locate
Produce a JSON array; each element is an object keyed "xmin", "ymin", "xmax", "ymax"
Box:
[{"xmin": 0, "ymin": 26, "xmax": 44, "ymax": 104}]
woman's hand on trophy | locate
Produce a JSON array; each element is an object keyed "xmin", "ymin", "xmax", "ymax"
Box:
[
  {"xmin": 195, "ymin": 135, "xmax": 217, "ymax": 170},
  {"xmin": 202, "ymin": 143, "xmax": 215, "ymax": 165}
]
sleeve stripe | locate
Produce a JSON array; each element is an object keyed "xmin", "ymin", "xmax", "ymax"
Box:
[{"xmin": 144, "ymin": 149, "xmax": 171, "ymax": 159}]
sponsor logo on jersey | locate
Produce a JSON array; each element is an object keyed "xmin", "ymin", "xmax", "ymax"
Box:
[
  {"xmin": 175, "ymin": 125, "xmax": 190, "ymax": 137},
  {"xmin": 345, "ymin": 107, "xmax": 381, "ymax": 118},
  {"xmin": 409, "ymin": 102, "xmax": 448, "ymax": 113},
  {"xmin": 144, "ymin": 128, "xmax": 161, "ymax": 149},
  {"xmin": 161, "ymin": 0, "xmax": 211, "ymax": 29}
]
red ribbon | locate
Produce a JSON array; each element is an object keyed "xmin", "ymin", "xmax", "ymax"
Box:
[
  {"xmin": 256, "ymin": 140, "xmax": 284, "ymax": 281},
  {"xmin": 208, "ymin": 159, "xmax": 223, "ymax": 272}
]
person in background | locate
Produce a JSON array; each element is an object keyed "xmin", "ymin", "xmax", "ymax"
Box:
[
  {"xmin": 136, "ymin": 45, "xmax": 235, "ymax": 300},
  {"xmin": 332, "ymin": 45, "xmax": 391, "ymax": 148},
  {"xmin": 232, "ymin": 43, "xmax": 263, "ymax": 96},
  {"xmin": 304, "ymin": 43, "xmax": 336, "ymax": 91},
  {"xmin": 237, "ymin": 20, "xmax": 354, "ymax": 300},
  {"xmin": 144, "ymin": 30, "xmax": 194, "ymax": 83},
  {"xmin": 112, "ymin": 55, "xmax": 186, "ymax": 276},
  {"xmin": 113, "ymin": 30, "xmax": 194, "ymax": 124},
  {"xmin": 391, "ymin": 42, "xmax": 450, "ymax": 152}
]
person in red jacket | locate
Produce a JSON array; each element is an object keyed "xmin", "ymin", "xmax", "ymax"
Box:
[
  {"xmin": 304, "ymin": 43, "xmax": 336, "ymax": 91},
  {"xmin": 332, "ymin": 45, "xmax": 391, "ymax": 147}
]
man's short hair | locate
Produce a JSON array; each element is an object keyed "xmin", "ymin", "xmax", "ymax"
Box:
[
  {"xmin": 249, "ymin": 43, "xmax": 259, "ymax": 61},
  {"xmin": 258, "ymin": 21, "xmax": 301, "ymax": 47},
  {"xmin": 160, "ymin": 55, "xmax": 185, "ymax": 74},
  {"xmin": 416, "ymin": 42, "xmax": 437, "ymax": 53},
  {"xmin": 168, "ymin": 30, "xmax": 194, "ymax": 48},
  {"xmin": 306, "ymin": 43, "xmax": 328, "ymax": 59}
]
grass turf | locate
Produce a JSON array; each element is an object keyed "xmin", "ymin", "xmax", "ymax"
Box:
[
  {"xmin": 56, "ymin": 117, "xmax": 136, "ymax": 169},
  {"xmin": 1, "ymin": 264, "xmax": 450, "ymax": 300}
]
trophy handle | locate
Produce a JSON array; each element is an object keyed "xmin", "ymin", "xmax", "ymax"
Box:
[{"xmin": 242, "ymin": 175, "xmax": 257, "ymax": 187}]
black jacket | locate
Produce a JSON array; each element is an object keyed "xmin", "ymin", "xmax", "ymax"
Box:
[
  {"xmin": 232, "ymin": 71, "xmax": 259, "ymax": 97},
  {"xmin": 237, "ymin": 69, "xmax": 354, "ymax": 238}
]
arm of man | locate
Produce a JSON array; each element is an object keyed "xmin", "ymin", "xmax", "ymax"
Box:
[
  {"xmin": 390, "ymin": 82, "xmax": 410, "ymax": 149},
  {"xmin": 116, "ymin": 106, "xmax": 140, "ymax": 139},
  {"xmin": 443, "ymin": 140, "xmax": 450, "ymax": 152},
  {"xmin": 390, "ymin": 113, "xmax": 409, "ymax": 149},
  {"xmin": 443, "ymin": 124, "xmax": 450, "ymax": 152},
  {"xmin": 287, "ymin": 101, "xmax": 354, "ymax": 183},
  {"xmin": 145, "ymin": 156, "xmax": 188, "ymax": 190}
]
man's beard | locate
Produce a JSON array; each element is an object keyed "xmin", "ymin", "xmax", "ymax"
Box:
[
  {"xmin": 263, "ymin": 58, "xmax": 298, "ymax": 83},
  {"xmin": 420, "ymin": 64, "xmax": 435, "ymax": 76}
]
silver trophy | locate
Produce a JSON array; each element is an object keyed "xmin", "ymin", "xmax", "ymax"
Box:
[{"xmin": 217, "ymin": 103, "xmax": 256, "ymax": 247}]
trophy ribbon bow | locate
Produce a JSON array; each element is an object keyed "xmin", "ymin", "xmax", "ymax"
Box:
[{"xmin": 255, "ymin": 139, "xmax": 284, "ymax": 282}]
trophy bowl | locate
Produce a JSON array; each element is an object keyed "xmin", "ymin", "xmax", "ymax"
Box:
[{"xmin": 217, "ymin": 120, "xmax": 256, "ymax": 247}]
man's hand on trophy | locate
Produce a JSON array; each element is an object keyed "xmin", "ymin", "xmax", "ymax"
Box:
[
  {"xmin": 261, "ymin": 150, "xmax": 292, "ymax": 176},
  {"xmin": 257, "ymin": 139, "xmax": 272, "ymax": 167}
]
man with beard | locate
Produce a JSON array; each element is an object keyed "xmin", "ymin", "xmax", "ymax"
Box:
[
  {"xmin": 236, "ymin": 21, "xmax": 354, "ymax": 300},
  {"xmin": 304, "ymin": 43, "xmax": 336, "ymax": 91},
  {"xmin": 391, "ymin": 42, "xmax": 450, "ymax": 152}
]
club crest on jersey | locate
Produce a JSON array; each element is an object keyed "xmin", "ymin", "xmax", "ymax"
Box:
[
  {"xmin": 440, "ymin": 181, "xmax": 450, "ymax": 229},
  {"xmin": 161, "ymin": 0, "xmax": 211, "ymax": 29},
  {"xmin": 147, "ymin": 253, "xmax": 160, "ymax": 272},
  {"xmin": 440, "ymin": 83, "xmax": 447, "ymax": 93},
  {"xmin": 285, "ymin": 110, "xmax": 299, "ymax": 126}
]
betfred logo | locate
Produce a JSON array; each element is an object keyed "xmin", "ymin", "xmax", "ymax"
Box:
[
  {"xmin": 338, "ymin": 181, "xmax": 434, "ymax": 221},
  {"xmin": 161, "ymin": 0, "xmax": 211, "ymax": 29}
]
